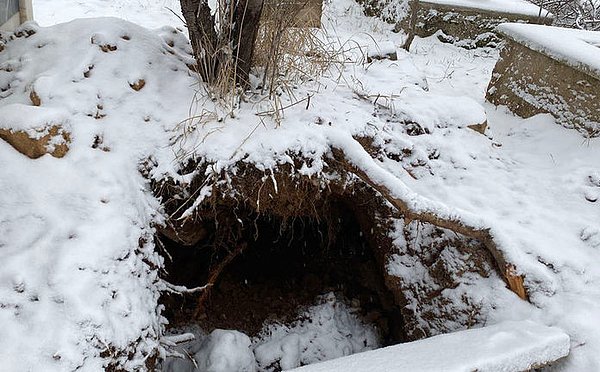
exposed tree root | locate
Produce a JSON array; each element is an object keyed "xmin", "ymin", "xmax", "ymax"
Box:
[
  {"xmin": 194, "ymin": 242, "xmax": 248, "ymax": 318},
  {"xmin": 328, "ymin": 136, "xmax": 528, "ymax": 301},
  {"xmin": 157, "ymin": 133, "xmax": 528, "ymax": 341}
]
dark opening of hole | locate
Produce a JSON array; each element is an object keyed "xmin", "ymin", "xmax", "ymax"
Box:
[{"xmin": 160, "ymin": 202, "xmax": 406, "ymax": 354}]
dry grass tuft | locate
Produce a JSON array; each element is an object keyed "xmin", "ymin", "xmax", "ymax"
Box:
[
  {"xmin": 247, "ymin": 1, "xmax": 362, "ymax": 125},
  {"xmin": 254, "ymin": 1, "xmax": 333, "ymax": 97}
]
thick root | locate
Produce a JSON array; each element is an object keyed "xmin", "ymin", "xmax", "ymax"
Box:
[{"xmin": 329, "ymin": 134, "xmax": 528, "ymax": 301}]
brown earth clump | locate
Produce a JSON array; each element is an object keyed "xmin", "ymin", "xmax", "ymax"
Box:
[
  {"xmin": 130, "ymin": 79, "xmax": 146, "ymax": 91},
  {"xmin": 29, "ymin": 90, "xmax": 41, "ymax": 106},
  {"xmin": 0, "ymin": 125, "xmax": 70, "ymax": 159}
]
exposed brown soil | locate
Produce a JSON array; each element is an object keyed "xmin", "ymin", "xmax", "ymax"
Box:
[{"xmin": 130, "ymin": 79, "xmax": 146, "ymax": 91}]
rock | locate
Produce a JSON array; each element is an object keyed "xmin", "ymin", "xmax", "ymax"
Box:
[
  {"xmin": 367, "ymin": 51, "xmax": 398, "ymax": 63},
  {"xmin": 99, "ymin": 44, "xmax": 117, "ymax": 52},
  {"xmin": 29, "ymin": 90, "xmax": 41, "ymax": 106},
  {"xmin": 467, "ymin": 121, "xmax": 488, "ymax": 135},
  {"xmin": 129, "ymin": 79, "xmax": 146, "ymax": 91},
  {"xmin": 367, "ymin": 41, "xmax": 398, "ymax": 63},
  {"xmin": 0, "ymin": 125, "xmax": 70, "ymax": 159}
]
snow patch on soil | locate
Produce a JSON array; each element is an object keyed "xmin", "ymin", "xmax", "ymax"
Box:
[
  {"xmin": 163, "ymin": 294, "xmax": 380, "ymax": 371},
  {"xmin": 253, "ymin": 293, "xmax": 380, "ymax": 370}
]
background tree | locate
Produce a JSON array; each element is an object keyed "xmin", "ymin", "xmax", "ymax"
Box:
[
  {"xmin": 533, "ymin": 0, "xmax": 600, "ymax": 30},
  {"xmin": 180, "ymin": 0, "xmax": 265, "ymax": 88}
]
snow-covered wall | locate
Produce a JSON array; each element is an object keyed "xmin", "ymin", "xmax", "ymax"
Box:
[
  {"xmin": 398, "ymin": 0, "xmax": 551, "ymax": 48},
  {"xmin": 288, "ymin": 320, "xmax": 570, "ymax": 372},
  {"xmin": 487, "ymin": 24, "xmax": 600, "ymax": 136}
]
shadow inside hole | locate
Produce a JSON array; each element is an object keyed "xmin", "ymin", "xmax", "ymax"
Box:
[{"xmin": 160, "ymin": 203, "xmax": 406, "ymax": 346}]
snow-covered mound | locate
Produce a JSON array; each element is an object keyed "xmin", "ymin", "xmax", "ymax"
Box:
[
  {"xmin": 0, "ymin": 18, "xmax": 196, "ymax": 370},
  {"xmin": 33, "ymin": 0, "xmax": 185, "ymax": 29}
]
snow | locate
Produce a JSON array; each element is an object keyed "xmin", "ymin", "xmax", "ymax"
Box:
[
  {"xmin": 1, "ymin": 0, "xmax": 599, "ymax": 371},
  {"xmin": 0, "ymin": 17, "xmax": 197, "ymax": 370},
  {"xmin": 420, "ymin": 0, "xmax": 551, "ymax": 18},
  {"xmin": 497, "ymin": 23, "xmax": 600, "ymax": 79},
  {"xmin": 33, "ymin": 0, "xmax": 185, "ymax": 29},
  {"xmin": 286, "ymin": 320, "xmax": 570, "ymax": 372},
  {"xmin": 189, "ymin": 330, "xmax": 257, "ymax": 372},
  {"xmin": 163, "ymin": 328, "xmax": 257, "ymax": 372},
  {"xmin": 0, "ymin": 104, "xmax": 71, "ymax": 138},
  {"xmin": 163, "ymin": 294, "xmax": 380, "ymax": 371},
  {"xmin": 253, "ymin": 293, "xmax": 380, "ymax": 371}
]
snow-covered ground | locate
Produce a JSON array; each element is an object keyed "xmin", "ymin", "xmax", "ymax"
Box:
[
  {"xmin": 164, "ymin": 293, "xmax": 381, "ymax": 372},
  {"xmin": 0, "ymin": 0, "xmax": 597, "ymax": 371}
]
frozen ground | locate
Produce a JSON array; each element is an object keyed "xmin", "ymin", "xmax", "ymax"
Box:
[{"xmin": 0, "ymin": 0, "xmax": 597, "ymax": 371}]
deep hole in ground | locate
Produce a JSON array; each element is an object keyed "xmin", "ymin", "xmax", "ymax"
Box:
[{"xmin": 160, "ymin": 201, "xmax": 406, "ymax": 347}]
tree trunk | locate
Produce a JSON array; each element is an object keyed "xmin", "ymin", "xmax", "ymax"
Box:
[
  {"xmin": 233, "ymin": 0, "xmax": 265, "ymax": 88},
  {"xmin": 402, "ymin": 0, "xmax": 419, "ymax": 51},
  {"xmin": 180, "ymin": 0, "xmax": 218, "ymax": 83},
  {"xmin": 181, "ymin": 0, "xmax": 264, "ymax": 88}
]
